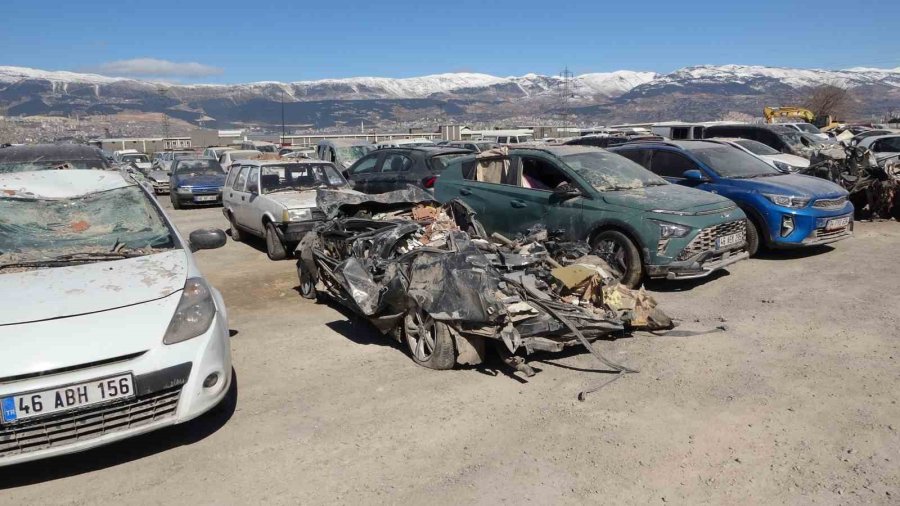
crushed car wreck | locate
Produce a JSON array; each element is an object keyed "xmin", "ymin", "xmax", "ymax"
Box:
[{"xmin": 296, "ymin": 188, "xmax": 672, "ymax": 394}]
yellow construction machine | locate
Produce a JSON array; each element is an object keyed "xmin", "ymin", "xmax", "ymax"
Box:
[{"xmin": 763, "ymin": 106, "xmax": 838, "ymax": 130}]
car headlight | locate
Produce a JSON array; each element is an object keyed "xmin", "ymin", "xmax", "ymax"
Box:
[
  {"xmin": 163, "ymin": 278, "xmax": 217, "ymax": 345},
  {"xmin": 772, "ymin": 160, "xmax": 795, "ymax": 173},
  {"xmin": 283, "ymin": 208, "xmax": 313, "ymax": 222},
  {"xmin": 176, "ymin": 186, "xmax": 193, "ymax": 194},
  {"xmin": 763, "ymin": 193, "xmax": 810, "ymax": 208},
  {"xmin": 651, "ymin": 220, "xmax": 691, "ymax": 238}
]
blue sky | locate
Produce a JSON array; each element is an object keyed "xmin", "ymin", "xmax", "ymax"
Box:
[{"xmin": 2, "ymin": 0, "xmax": 898, "ymax": 83}]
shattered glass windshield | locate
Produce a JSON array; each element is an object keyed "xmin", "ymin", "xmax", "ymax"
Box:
[
  {"xmin": 261, "ymin": 164, "xmax": 347, "ymax": 193},
  {"xmin": 0, "ymin": 186, "xmax": 175, "ymax": 267},
  {"xmin": 174, "ymin": 159, "xmax": 224, "ymax": 176},
  {"xmin": 561, "ymin": 151, "xmax": 668, "ymax": 191},
  {"xmin": 690, "ymin": 145, "xmax": 782, "ymax": 178},
  {"xmin": 335, "ymin": 146, "xmax": 374, "ymax": 164}
]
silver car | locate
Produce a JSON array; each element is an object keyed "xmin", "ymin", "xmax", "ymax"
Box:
[{"xmin": 222, "ymin": 160, "xmax": 349, "ymax": 260}]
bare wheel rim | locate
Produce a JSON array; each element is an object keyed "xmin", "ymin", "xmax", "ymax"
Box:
[
  {"xmin": 405, "ymin": 309, "xmax": 436, "ymax": 361},
  {"xmin": 594, "ymin": 239, "xmax": 627, "ymax": 278}
]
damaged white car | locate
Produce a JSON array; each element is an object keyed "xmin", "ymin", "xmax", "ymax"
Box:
[
  {"xmin": 0, "ymin": 169, "xmax": 232, "ymax": 467},
  {"xmin": 223, "ymin": 159, "xmax": 349, "ymax": 260}
]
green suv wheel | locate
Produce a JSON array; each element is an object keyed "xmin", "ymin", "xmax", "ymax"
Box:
[{"xmin": 591, "ymin": 230, "xmax": 643, "ymax": 288}]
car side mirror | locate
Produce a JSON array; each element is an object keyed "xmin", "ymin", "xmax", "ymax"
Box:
[
  {"xmin": 189, "ymin": 228, "xmax": 227, "ymax": 251},
  {"xmin": 553, "ymin": 182, "xmax": 582, "ymax": 199},
  {"xmin": 682, "ymin": 169, "xmax": 708, "ymax": 182}
]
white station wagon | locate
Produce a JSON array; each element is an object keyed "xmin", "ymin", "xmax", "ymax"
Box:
[
  {"xmin": 223, "ymin": 160, "xmax": 349, "ymax": 260},
  {"xmin": 0, "ymin": 169, "xmax": 232, "ymax": 466}
]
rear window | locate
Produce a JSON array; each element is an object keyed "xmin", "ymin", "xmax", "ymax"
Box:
[
  {"xmin": 733, "ymin": 139, "xmax": 780, "ymax": 156},
  {"xmin": 429, "ymin": 153, "xmax": 468, "ymax": 171}
]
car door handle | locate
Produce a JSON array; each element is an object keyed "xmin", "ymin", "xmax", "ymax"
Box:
[
  {"xmin": 241, "ymin": 196, "xmax": 246, "ymax": 201},
  {"xmin": 510, "ymin": 200, "xmax": 526, "ymax": 208},
  {"xmin": 460, "ymin": 188, "xmax": 472, "ymax": 196}
]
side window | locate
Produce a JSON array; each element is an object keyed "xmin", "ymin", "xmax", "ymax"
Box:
[
  {"xmin": 873, "ymin": 138, "xmax": 900, "ymax": 152},
  {"xmin": 232, "ymin": 167, "xmax": 248, "ymax": 191},
  {"xmin": 497, "ymin": 137, "xmax": 508, "ymax": 144},
  {"xmin": 381, "ymin": 153, "xmax": 413, "ymax": 173},
  {"xmin": 617, "ymin": 149, "xmax": 652, "ymax": 169},
  {"xmin": 351, "ymin": 155, "xmax": 379, "ymax": 175},
  {"xmin": 461, "ymin": 157, "xmax": 520, "ymax": 185},
  {"xmin": 671, "ymin": 127, "xmax": 689, "ymax": 140},
  {"xmin": 519, "ymin": 156, "xmax": 573, "ymax": 190},
  {"xmin": 247, "ymin": 167, "xmax": 260, "ymax": 193},
  {"xmin": 650, "ymin": 150, "xmax": 699, "ymax": 178},
  {"xmin": 225, "ymin": 167, "xmax": 238, "ymax": 188}
]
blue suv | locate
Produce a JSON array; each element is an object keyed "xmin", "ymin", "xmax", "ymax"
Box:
[{"xmin": 611, "ymin": 140, "xmax": 853, "ymax": 255}]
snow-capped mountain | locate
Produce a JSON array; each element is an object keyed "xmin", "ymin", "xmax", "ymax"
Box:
[{"xmin": 0, "ymin": 64, "xmax": 897, "ymax": 128}]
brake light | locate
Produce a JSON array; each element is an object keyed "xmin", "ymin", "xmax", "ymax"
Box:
[{"xmin": 422, "ymin": 176, "xmax": 437, "ymax": 188}]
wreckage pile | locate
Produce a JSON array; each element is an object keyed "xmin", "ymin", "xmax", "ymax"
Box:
[
  {"xmin": 297, "ymin": 188, "xmax": 672, "ymax": 384},
  {"xmin": 804, "ymin": 144, "xmax": 900, "ymax": 220}
]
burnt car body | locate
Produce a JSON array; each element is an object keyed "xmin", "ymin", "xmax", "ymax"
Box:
[{"xmin": 296, "ymin": 188, "xmax": 670, "ymax": 381}]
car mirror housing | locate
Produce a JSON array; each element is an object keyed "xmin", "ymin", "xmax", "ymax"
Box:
[
  {"xmin": 682, "ymin": 169, "xmax": 707, "ymax": 182},
  {"xmin": 189, "ymin": 228, "xmax": 227, "ymax": 252},
  {"xmin": 553, "ymin": 183, "xmax": 582, "ymax": 199}
]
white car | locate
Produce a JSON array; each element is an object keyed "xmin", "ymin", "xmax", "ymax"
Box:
[
  {"xmin": 778, "ymin": 122, "xmax": 830, "ymax": 141},
  {"xmin": 218, "ymin": 150, "xmax": 264, "ymax": 173},
  {"xmin": 223, "ymin": 160, "xmax": 349, "ymax": 260},
  {"xmin": 0, "ymin": 169, "xmax": 232, "ymax": 466},
  {"xmin": 855, "ymin": 134, "xmax": 900, "ymax": 165},
  {"xmin": 711, "ymin": 137, "xmax": 810, "ymax": 173}
]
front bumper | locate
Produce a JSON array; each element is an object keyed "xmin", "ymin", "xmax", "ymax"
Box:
[
  {"xmin": 172, "ymin": 190, "xmax": 223, "ymax": 206},
  {"xmin": 151, "ymin": 181, "xmax": 170, "ymax": 194},
  {"xmin": 280, "ymin": 220, "xmax": 324, "ymax": 243},
  {"xmin": 767, "ymin": 210, "xmax": 854, "ymax": 249},
  {"xmin": 647, "ymin": 248, "xmax": 749, "ymax": 280},
  {"xmin": 0, "ymin": 300, "xmax": 231, "ymax": 467}
]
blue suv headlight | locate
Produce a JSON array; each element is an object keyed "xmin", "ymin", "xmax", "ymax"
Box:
[{"xmin": 763, "ymin": 193, "xmax": 810, "ymax": 208}]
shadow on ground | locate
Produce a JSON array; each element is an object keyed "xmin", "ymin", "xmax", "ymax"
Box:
[{"xmin": 0, "ymin": 370, "xmax": 239, "ymax": 489}]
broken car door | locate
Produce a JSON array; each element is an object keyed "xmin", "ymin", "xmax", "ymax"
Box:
[{"xmin": 507, "ymin": 154, "xmax": 585, "ymax": 239}]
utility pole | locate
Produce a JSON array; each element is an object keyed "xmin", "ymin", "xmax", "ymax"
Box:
[
  {"xmin": 157, "ymin": 87, "xmax": 170, "ymax": 148},
  {"xmin": 281, "ymin": 89, "xmax": 286, "ymax": 146},
  {"xmin": 559, "ymin": 67, "xmax": 574, "ymax": 135}
]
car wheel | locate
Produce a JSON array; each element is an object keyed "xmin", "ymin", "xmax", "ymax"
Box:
[
  {"xmin": 265, "ymin": 222, "xmax": 287, "ymax": 261},
  {"xmin": 297, "ymin": 260, "xmax": 316, "ymax": 300},
  {"xmin": 403, "ymin": 307, "xmax": 455, "ymax": 370},
  {"xmin": 171, "ymin": 195, "xmax": 182, "ymax": 210},
  {"xmin": 745, "ymin": 218, "xmax": 761, "ymax": 257},
  {"xmin": 228, "ymin": 212, "xmax": 243, "ymax": 242},
  {"xmin": 591, "ymin": 230, "xmax": 643, "ymax": 288}
]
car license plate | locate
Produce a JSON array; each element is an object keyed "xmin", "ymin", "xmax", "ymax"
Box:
[
  {"xmin": 194, "ymin": 195, "xmax": 217, "ymax": 202},
  {"xmin": 826, "ymin": 216, "xmax": 850, "ymax": 230},
  {"xmin": 1, "ymin": 374, "xmax": 134, "ymax": 424},
  {"xmin": 716, "ymin": 232, "xmax": 743, "ymax": 249}
]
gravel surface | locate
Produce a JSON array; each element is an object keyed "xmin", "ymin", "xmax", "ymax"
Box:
[{"xmin": 3, "ymin": 201, "xmax": 898, "ymax": 505}]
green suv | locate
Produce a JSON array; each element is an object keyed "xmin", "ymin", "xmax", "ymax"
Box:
[{"xmin": 434, "ymin": 145, "xmax": 749, "ymax": 287}]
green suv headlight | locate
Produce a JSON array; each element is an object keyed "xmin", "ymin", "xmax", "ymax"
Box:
[{"xmin": 651, "ymin": 220, "xmax": 691, "ymax": 239}]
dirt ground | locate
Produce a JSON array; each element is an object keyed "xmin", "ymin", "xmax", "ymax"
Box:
[{"xmin": 3, "ymin": 201, "xmax": 898, "ymax": 505}]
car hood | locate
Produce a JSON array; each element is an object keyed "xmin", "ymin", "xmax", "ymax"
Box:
[
  {"xmin": 0, "ymin": 250, "xmax": 187, "ymax": 326},
  {"xmin": 176, "ymin": 174, "xmax": 225, "ymax": 187},
  {"xmin": 146, "ymin": 169, "xmax": 170, "ymax": 182},
  {"xmin": 601, "ymin": 184, "xmax": 734, "ymax": 213},
  {"xmin": 729, "ymin": 173, "xmax": 847, "ymax": 198},
  {"xmin": 265, "ymin": 190, "xmax": 318, "ymax": 209},
  {"xmin": 762, "ymin": 153, "xmax": 810, "ymax": 168},
  {"xmin": 133, "ymin": 162, "xmax": 152, "ymax": 170}
]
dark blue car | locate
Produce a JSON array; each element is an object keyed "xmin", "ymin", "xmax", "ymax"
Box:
[
  {"xmin": 169, "ymin": 157, "xmax": 227, "ymax": 209},
  {"xmin": 611, "ymin": 140, "xmax": 853, "ymax": 256}
]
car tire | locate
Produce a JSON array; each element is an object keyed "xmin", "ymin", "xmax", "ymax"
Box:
[
  {"xmin": 403, "ymin": 307, "xmax": 455, "ymax": 370},
  {"xmin": 297, "ymin": 261, "xmax": 316, "ymax": 300},
  {"xmin": 745, "ymin": 218, "xmax": 761, "ymax": 257},
  {"xmin": 265, "ymin": 222, "xmax": 287, "ymax": 261},
  {"xmin": 228, "ymin": 212, "xmax": 243, "ymax": 242},
  {"xmin": 591, "ymin": 230, "xmax": 643, "ymax": 288},
  {"xmin": 171, "ymin": 195, "xmax": 182, "ymax": 210}
]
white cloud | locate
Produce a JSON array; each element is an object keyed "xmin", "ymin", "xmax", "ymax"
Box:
[{"xmin": 88, "ymin": 58, "xmax": 223, "ymax": 78}]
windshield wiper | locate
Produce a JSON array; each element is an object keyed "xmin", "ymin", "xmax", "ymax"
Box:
[{"xmin": 0, "ymin": 251, "xmax": 138, "ymax": 270}]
